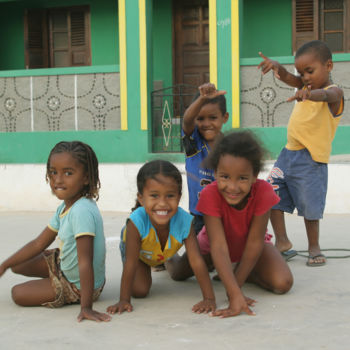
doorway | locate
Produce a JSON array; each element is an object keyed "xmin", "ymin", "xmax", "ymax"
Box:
[{"xmin": 173, "ymin": 0, "xmax": 209, "ymax": 88}]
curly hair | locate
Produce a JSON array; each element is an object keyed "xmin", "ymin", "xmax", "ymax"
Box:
[{"xmin": 206, "ymin": 130, "xmax": 266, "ymax": 176}]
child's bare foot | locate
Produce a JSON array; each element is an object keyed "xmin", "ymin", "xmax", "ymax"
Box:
[
  {"xmin": 307, "ymin": 248, "xmax": 326, "ymax": 267},
  {"xmin": 275, "ymin": 238, "xmax": 293, "ymax": 253}
]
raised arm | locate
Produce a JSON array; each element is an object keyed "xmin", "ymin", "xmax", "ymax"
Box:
[
  {"xmin": 258, "ymin": 52, "xmax": 303, "ymax": 89},
  {"xmin": 76, "ymin": 235, "xmax": 111, "ymax": 322},
  {"xmin": 182, "ymin": 83, "xmax": 226, "ymax": 136},
  {"xmin": 0, "ymin": 226, "xmax": 57, "ymax": 277},
  {"xmin": 184, "ymin": 227, "xmax": 216, "ymax": 313},
  {"xmin": 234, "ymin": 211, "xmax": 269, "ymax": 288},
  {"xmin": 204, "ymin": 215, "xmax": 254, "ymax": 318},
  {"xmin": 107, "ymin": 221, "xmax": 141, "ymax": 315}
]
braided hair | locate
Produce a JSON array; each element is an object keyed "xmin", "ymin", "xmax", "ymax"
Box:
[{"xmin": 46, "ymin": 141, "xmax": 101, "ymax": 200}]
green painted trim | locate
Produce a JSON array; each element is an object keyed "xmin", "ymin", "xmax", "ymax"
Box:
[
  {"xmin": 118, "ymin": 0, "xmax": 128, "ymax": 130},
  {"xmin": 250, "ymin": 126, "xmax": 350, "ymax": 160},
  {"xmin": 2, "ymin": 126, "xmax": 350, "ymax": 164},
  {"xmin": 0, "ymin": 65, "xmax": 120, "ymax": 77},
  {"xmin": 0, "ymin": 130, "xmax": 185, "ymax": 164},
  {"xmin": 125, "ymin": 0, "xmax": 141, "ymax": 134},
  {"xmin": 209, "ymin": 0, "xmax": 217, "ymax": 86},
  {"xmin": 216, "ymin": 0, "xmax": 232, "ymax": 130},
  {"xmin": 241, "ymin": 52, "xmax": 350, "ymax": 67},
  {"xmin": 231, "ymin": 0, "xmax": 239, "ymax": 128},
  {"xmin": 241, "ymin": 56, "xmax": 294, "ymax": 66},
  {"xmin": 331, "ymin": 53, "xmax": 350, "ymax": 62},
  {"xmin": 330, "ymin": 126, "xmax": 350, "ymax": 155},
  {"xmin": 145, "ymin": 0, "xmax": 153, "ymax": 148}
]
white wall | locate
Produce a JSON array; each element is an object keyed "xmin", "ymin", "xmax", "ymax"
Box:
[
  {"xmin": 0, "ymin": 163, "xmax": 189, "ymax": 212},
  {"xmin": 1, "ymin": 162, "xmax": 350, "ymax": 213}
]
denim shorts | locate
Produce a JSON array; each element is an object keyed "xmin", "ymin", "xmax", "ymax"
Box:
[{"xmin": 267, "ymin": 148, "xmax": 328, "ymax": 220}]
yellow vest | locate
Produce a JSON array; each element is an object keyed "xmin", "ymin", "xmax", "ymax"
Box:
[{"xmin": 286, "ymin": 85, "xmax": 344, "ymax": 163}]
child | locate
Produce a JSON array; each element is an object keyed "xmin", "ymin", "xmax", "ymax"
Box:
[
  {"xmin": 258, "ymin": 40, "xmax": 344, "ymax": 267},
  {"xmin": 166, "ymin": 131, "xmax": 293, "ymax": 318},
  {"xmin": 106, "ymin": 160, "xmax": 216, "ymax": 315},
  {"xmin": 182, "ymin": 82, "xmax": 228, "ymax": 234},
  {"xmin": 0, "ymin": 141, "xmax": 111, "ymax": 323}
]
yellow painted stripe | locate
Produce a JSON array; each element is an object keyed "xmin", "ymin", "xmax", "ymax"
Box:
[
  {"xmin": 231, "ymin": 0, "xmax": 240, "ymax": 128},
  {"xmin": 139, "ymin": 0, "xmax": 148, "ymax": 130},
  {"xmin": 209, "ymin": 0, "xmax": 217, "ymax": 87},
  {"xmin": 119, "ymin": 0, "xmax": 128, "ymax": 130}
]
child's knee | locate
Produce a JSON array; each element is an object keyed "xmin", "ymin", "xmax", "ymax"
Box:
[
  {"xmin": 11, "ymin": 285, "xmax": 24, "ymax": 305},
  {"xmin": 272, "ymin": 275, "xmax": 293, "ymax": 294},
  {"xmin": 168, "ymin": 269, "xmax": 188, "ymax": 281},
  {"xmin": 165, "ymin": 262, "xmax": 188, "ymax": 281},
  {"xmin": 132, "ymin": 286, "xmax": 150, "ymax": 298},
  {"xmin": 165, "ymin": 257, "xmax": 191, "ymax": 281}
]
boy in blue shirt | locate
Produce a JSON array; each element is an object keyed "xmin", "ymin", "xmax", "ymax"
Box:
[{"xmin": 182, "ymin": 83, "xmax": 229, "ymax": 233}]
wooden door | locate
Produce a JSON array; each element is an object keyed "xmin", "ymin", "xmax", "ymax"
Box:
[{"xmin": 174, "ymin": 0, "xmax": 209, "ymax": 87}]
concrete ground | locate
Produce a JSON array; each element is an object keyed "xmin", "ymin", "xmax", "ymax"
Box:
[{"xmin": 1, "ymin": 211, "xmax": 350, "ymax": 350}]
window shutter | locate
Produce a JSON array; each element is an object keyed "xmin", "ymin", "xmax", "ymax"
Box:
[
  {"xmin": 70, "ymin": 9, "xmax": 90, "ymax": 66},
  {"xmin": 24, "ymin": 9, "xmax": 49, "ymax": 68},
  {"xmin": 292, "ymin": 0, "xmax": 319, "ymax": 52}
]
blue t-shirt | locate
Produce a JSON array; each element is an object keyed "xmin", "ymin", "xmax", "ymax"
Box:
[
  {"xmin": 122, "ymin": 206, "xmax": 193, "ymax": 267},
  {"xmin": 182, "ymin": 127, "xmax": 215, "ymax": 215},
  {"xmin": 48, "ymin": 197, "xmax": 106, "ymax": 289}
]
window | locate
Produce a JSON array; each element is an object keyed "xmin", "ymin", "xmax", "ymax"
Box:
[
  {"xmin": 293, "ymin": 0, "xmax": 349, "ymax": 53},
  {"xmin": 24, "ymin": 6, "xmax": 91, "ymax": 69}
]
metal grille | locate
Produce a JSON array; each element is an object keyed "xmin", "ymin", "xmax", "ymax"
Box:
[{"xmin": 151, "ymin": 84, "xmax": 197, "ymax": 153}]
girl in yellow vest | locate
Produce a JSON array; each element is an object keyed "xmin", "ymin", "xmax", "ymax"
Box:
[{"xmin": 107, "ymin": 160, "xmax": 216, "ymax": 315}]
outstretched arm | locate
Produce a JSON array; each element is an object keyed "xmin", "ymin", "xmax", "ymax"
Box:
[
  {"xmin": 234, "ymin": 212, "xmax": 269, "ymax": 288},
  {"xmin": 107, "ymin": 221, "xmax": 141, "ymax": 315},
  {"xmin": 287, "ymin": 84, "xmax": 343, "ymax": 110},
  {"xmin": 182, "ymin": 83, "xmax": 226, "ymax": 136},
  {"xmin": 204, "ymin": 215, "xmax": 255, "ymax": 318},
  {"xmin": 258, "ymin": 52, "xmax": 303, "ymax": 89},
  {"xmin": 184, "ymin": 227, "xmax": 216, "ymax": 313},
  {"xmin": 76, "ymin": 235, "xmax": 111, "ymax": 322},
  {"xmin": 0, "ymin": 226, "xmax": 57, "ymax": 277}
]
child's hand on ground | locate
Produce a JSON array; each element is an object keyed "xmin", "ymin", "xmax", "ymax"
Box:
[
  {"xmin": 209, "ymin": 293, "xmax": 255, "ymax": 318},
  {"xmin": 287, "ymin": 85, "xmax": 311, "ymax": 102},
  {"xmin": 192, "ymin": 298, "xmax": 216, "ymax": 314},
  {"xmin": 199, "ymin": 83, "xmax": 226, "ymax": 100},
  {"xmin": 77, "ymin": 307, "xmax": 111, "ymax": 322},
  {"xmin": 258, "ymin": 52, "xmax": 280, "ymax": 79},
  {"xmin": 106, "ymin": 300, "xmax": 133, "ymax": 314},
  {"xmin": 244, "ymin": 295, "xmax": 257, "ymax": 306}
]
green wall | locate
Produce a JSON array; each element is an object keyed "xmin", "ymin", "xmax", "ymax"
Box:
[
  {"xmin": 0, "ymin": 2, "xmax": 26, "ymax": 69},
  {"xmin": 217, "ymin": 0, "xmax": 233, "ymax": 130},
  {"xmin": 2, "ymin": 126, "xmax": 350, "ymax": 164},
  {"xmin": 152, "ymin": 0, "xmax": 173, "ymax": 89},
  {"xmin": 1, "ymin": 0, "xmax": 350, "ymax": 164},
  {"xmin": 240, "ymin": 0, "xmax": 292, "ymax": 58},
  {"xmin": 0, "ymin": 0, "xmax": 119, "ymax": 70},
  {"xmin": 90, "ymin": 0, "xmax": 119, "ymax": 66}
]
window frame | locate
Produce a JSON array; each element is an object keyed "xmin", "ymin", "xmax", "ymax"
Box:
[
  {"xmin": 24, "ymin": 5, "xmax": 91, "ymax": 69},
  {"xmin": 292, "ymin": 0, "xmax": 350, "ymax": 53}
]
